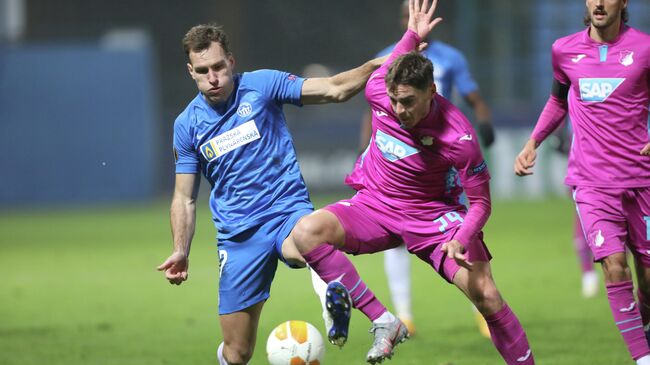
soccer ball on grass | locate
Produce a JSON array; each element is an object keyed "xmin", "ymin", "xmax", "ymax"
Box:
[{"xmin": 266, "ymin": 320, "xmax": 325, "ymax": 365}]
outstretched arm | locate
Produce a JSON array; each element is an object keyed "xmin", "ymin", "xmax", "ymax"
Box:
[
  {"xmin": 157, "ymin": 173, "xmax": 200, "ymax": 285},
  {"xmin": 300, "ymin": 56, "xmax": 387, "ymax": 105},
  {"xmin": 301, "ymin": 0, "xmax": 442, "ymax": 105}
]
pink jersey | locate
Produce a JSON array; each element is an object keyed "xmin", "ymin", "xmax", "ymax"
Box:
[
  {"xmin": 551, "ymin": 26, "xmax": 650, "ymax": 188},
  {"xmin": 347, "ymin": 31, "xmax": 490, "ymax": 218}
]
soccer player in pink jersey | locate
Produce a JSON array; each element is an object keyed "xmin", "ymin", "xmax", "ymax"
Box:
[
  {"xmin": 292, "ymin": 0, "xmax": 535, "ymax": 363},
  {"xmin": 354, "ymin": 0, "xmax": 496, "ymax": 338},
  {"xmin": 515, "ymin": 0, "xmax": 650, "ymax": 363}
]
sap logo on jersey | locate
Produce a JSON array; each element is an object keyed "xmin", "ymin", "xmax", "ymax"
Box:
[
  {"xmin": 579, "ymin": 78, "xmax": 624, "ymax": 102},
  {"xmin": 375, "ymin": 130, "xmax": 419, "ymax": 162}
]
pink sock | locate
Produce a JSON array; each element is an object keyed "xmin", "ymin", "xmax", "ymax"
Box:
[
  {"xmin": 303, "ymin": 244, "xmax": 386, "ymax": 321},
  {"xmin": 607, "ymin": 281, "xmax": 650, "ymax": 360},
  {"xmin": 484, "ymin": 304, "xmax": 534, "ymax": 365}
]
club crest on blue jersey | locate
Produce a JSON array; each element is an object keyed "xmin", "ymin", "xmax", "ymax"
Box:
[
  {"xmin": 375, "ymin": 130, "xmax": 419, "ymax": 162},
  {"xmin": 237, "ymin": 102, "xmax": 253, "ymax": 117},
  {"xmin": 579, "ymin": 78, "xmax": 625, "ymax": 102},
  {"xmin": 200, "ymin": 120, "xmax": 261, "ymax": 162}
]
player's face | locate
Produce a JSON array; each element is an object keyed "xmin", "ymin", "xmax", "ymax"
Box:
[
  {"xmin": 387, "ymin": 83, "xmax": 436, "ymax": 129},
  {"xmin": 187, "ymin": 41, "xmax": 235, "ymax": 105},
  {"xmin": 585, "ymin": 0, "xmax": 627, "ymax": 29}
]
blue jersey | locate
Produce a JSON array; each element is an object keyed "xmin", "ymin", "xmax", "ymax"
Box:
[
  {"xmin": 173, "ymin": 70, "xmax": 313, "ymax": 240},
  {"xmin": 377, "ymin": 40, "xmax": 478, "ymax": 99}
]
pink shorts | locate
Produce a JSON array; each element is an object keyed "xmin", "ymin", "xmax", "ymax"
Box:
[
  {"xmin": 573, "ymin": 186, "xmax": 650, "ymax": 266},
  {"xmin": 324, "ymin": 190, "xmax": 491, "ymax": 283}
]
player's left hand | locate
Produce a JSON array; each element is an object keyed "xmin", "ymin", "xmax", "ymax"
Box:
[
  {"xmin": 641, "ymin": 143, "xmax": 650, "ymax": 156},
  {"xmin": 441, "ymin": 240, "xmax": 473, "ymax": 271}
]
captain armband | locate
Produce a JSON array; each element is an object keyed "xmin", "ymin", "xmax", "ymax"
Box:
[{"xmin": 551, "ymin": 79, "xmax": 570, "ymax": 100}]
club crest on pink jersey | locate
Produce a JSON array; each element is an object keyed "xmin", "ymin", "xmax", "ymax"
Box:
[
  {"xmin": 588, "ymin": 229, "xmax": 605, "ymax": 247},
  {"xmin": 619, "ymin": 51, "xmax": 634, "ymax": 67}
]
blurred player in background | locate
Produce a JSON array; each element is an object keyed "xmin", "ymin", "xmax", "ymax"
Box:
[
  {"xmin": 294, "ymin": 1, "xmax": 535, "ymax": 364},
  {"xmin": 157, "ymin": 23, "xmax": 397, "ymax": 365},
  {"xmin": 515, "ymin": 0, "xmax": 650, "ymax": 363},
  {"xmin": 356, "ymin": 0, "xmax": 495, "ymax": 338}
]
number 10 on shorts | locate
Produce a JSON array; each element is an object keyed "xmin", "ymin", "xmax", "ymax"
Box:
[
  {"xmin": 434, "ymin": 211, "xmax": 464, "ymax": 233},
  {"xmin": 644, "ymin": 216, "xmax": 650, "ymax": 241}
]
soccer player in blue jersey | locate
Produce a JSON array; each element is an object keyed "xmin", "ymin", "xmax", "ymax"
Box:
[
  {"xmin": 355, "ymin": 0, "xmax": 495, "ymax": 338},
  {"xmin": 156, "ymin": 24, "xmax": 398, "ymax": 365}
]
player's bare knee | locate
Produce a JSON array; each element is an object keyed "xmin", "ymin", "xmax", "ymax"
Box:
[
  {"xmin": 602, "ymin": 254, "xmax": 631, "ymax": 283},
  {"xmin": 466, "ymin": 269, "xmax": 503, "ymax": 314},
  {"xmin": 292, "ymin": 215, "xmax": 334, "ymax": 253},
  {"xmin": 291, "ymin": 218, "xmax": 321, "ymax": 253},
  {"xmin": 281, "ymin": 237, "xmax": 307, "ymax": 268},
  {"xmin": 471, "ymin": 286, "xmax": 503, "ymax": 314},
  {"xmin": 223, "ymin": 342, "xmax": 253, "ymax": 365}
]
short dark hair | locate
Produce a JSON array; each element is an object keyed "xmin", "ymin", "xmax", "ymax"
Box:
[
  {"xmin": 385, "ymin": 52, "xmax": 434, "ymax": 92},
  {"xmin": 583, "ymin": 7, "xmax": 629, "ymax": 26},
  {"xmin": 182, "ymin": 23, "xmax": 231, "ymax": 58}
]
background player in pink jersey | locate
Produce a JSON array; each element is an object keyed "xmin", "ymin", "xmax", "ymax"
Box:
[
  {"xmin": 515, "ymin": 0, "xmax": 650, "ymax": 363},
  {"xmin": 292, "ymin": 1, "xmax": 535, "ymax": 364}
]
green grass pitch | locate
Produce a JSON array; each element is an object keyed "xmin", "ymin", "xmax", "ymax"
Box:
[{"xmin": 0, "ymin": 195, "xmax": 632, "ymax": 364}]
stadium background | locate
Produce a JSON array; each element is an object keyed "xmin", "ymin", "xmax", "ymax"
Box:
[{"xmin": 2, "ymin": 1, "xmax": 650, "ymax": 364}]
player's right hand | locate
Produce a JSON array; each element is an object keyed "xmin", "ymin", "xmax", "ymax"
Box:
[
  {"xmin": 514, "ymin": 139, "xmax": 538, "ymax": 176},
  {"xmin": 157, "ymin": 252, "xmax": 189, "ymax": 285},
  {"xmin": 408, "ymin": 0, "xmax": 443, "ymax": 41},
  {"xmin": 441, "ymin": 240, "xmax": 473, "ymax": 271}
]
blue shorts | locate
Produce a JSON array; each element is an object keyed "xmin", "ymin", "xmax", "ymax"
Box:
[{"xmin": 216, "ymin": 208, "xmax": 312, "ymax": 315}]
